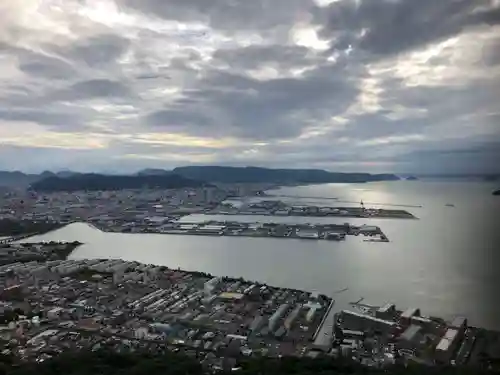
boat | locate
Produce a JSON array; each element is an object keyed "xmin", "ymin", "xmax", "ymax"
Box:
[{"xmin": 445, "ymin": 203, "xmax": 455, "ymax": 207}]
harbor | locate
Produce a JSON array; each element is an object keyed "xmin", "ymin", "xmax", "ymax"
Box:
[
  {"xmin": 207, "ymin": 200, "xmax": 417, "ymax": 220},
  {"xmin": 138, "ymin": 220, "xmax": 390, "ymax": 242}
]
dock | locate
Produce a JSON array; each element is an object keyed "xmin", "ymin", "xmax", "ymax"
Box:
[
  {"xmin": 312, "ymin": 299, "xmax": 337, "ymax": 350},
  {"xmin": 132, "ymin": 220, "xmax": 391, "ymax": 243},
  {"xmin": 208, "ymin": 200, "xmax": 417, "ymax": 219}
]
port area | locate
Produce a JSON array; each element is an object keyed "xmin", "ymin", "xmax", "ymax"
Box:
[
  {"xmin": 206, "ymin": 200, "xmax": 417, "ymax": 220},
  {"xmin": 120, "ymin": 220, "xmax": 390, "ymax": 242},
  {"xmin": 323, "ymin": 300, "xmax": 500, "ymax": 370}
]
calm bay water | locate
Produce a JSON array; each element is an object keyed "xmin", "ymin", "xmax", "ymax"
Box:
[{"xmin": 22, "ymin": 181, "xmax": 500, "ymax": 329}]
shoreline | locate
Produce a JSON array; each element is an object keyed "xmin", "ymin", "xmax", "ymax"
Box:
[{"xmin": 203, "ymin": 211, "xmax": 418, "ymax": 220}]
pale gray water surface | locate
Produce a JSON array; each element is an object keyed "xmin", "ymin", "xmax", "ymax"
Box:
[{"xmin": 22, "ymin": 181, "xmax": 500, "ymax": 329}]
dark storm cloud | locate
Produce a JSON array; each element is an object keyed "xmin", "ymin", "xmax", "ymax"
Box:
[
  {"xmin": 17, "ymin": 56, "xmax": 76, "ymax": 80},
  {"xmin": 472, "ymin": 4, "xmax": 500, "ymax": 25},
  {"xmin": 211, "ymin": 45, "xmax": 315, "ymax": 70},
  {"xmin": 481, "ymin": 38, "xmax": 500, "ymax": 66},
  {"xmin": 18, "ymin": 60, "xmax": 73, "ymax": 79},
  {"xmin": 391, "ymin": 140, "xmax": 500, "ymax": 174},
  {"xmin": 0, "ymin": 109, "xmax": 78, "ymax": 127},
  {"xmin": 407, "ymin": 140, "xmax": 500, "ymax": 157},
  {"xmin": 49, "ymin": 79, "xmax": 131, "ymax": 101},
  {"xmin": 145, "ymin": 66, "xmax": 359, "ymax": 140},
  {"xmin": 0, "ymin": 145, "xmax": 113, "ymax": 172},
  {"xmin": 55, "ymin": 33, "xmax": 130, "ymax": 68},
  {"xmin": 0, "ymin": 42, "xmax": 76, "ymax": 80},
  {"xmin": 333, "ymin": 113, "xmax": 425, "ymax": 140},
  {"xmin": 121, "ymin": 0, "xmax": 309, "ymax": 31},
  {"xmin": 317, "ymin": 0, "xmax": 500, "ymax": 57},
  {"xmin": 146, "ymin": 109, "xmax": 215, "ymax": 130}
]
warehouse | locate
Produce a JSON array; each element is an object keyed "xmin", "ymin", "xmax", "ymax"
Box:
[
  {"xmin": 435, "ymin": 328, "xmax": 460, "ymax": 363},
  {"xmin": 196, "ymin": 224, "xmax": 226, "ymax": 234},
  {"xmin": 401, "ymin": 307, "xmax": 420, "ymax": 324},
  {"xmin": 450, "ymin": 316, "xmax": 467, "ymax": 331},
  {"xmin": 398, "ymin": 324, "xmax": 422, "ymax": 349},
  {"xmin": 268, "ymin": 304, "xmax": 289, "ymax": 331},
  {"xmin": 376, "ymin": 303, "xmax": 396, "ymax": 319},
  {"xmin": 340, "ymin": 310, "xmax": 396, "ymax": 333}
]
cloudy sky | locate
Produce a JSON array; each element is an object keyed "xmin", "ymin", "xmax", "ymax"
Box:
[{"xmin": 0, "ymin": 0, "xmax": 499, "ymax": 174}]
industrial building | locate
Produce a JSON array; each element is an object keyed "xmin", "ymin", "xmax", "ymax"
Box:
[
  {"xmin": 358, "ymin": 225, "xmax": 380, "ymax": 235},
  {"xmin": 304, "ymin": 301, "xmax": 322, "ymax": 323},
  {"xmin": 410, "ymin": 315, "xmax": 432, "ymax": 326},
  {"xmin": 435, "ymin": 328, "xmax": 460, "ymax": 363},
  {"xmin": 400, "ymin": 308, "xmax": 421, "ymax": 324},
  {"xmin": 398, "ymin": 324, "xmax": 423, "ymax": 349},
  {"xmin": 204, "ymin": 277, "xmax": 221, "ymax": 296},
  {"xmin": 268, "ymin": 304, "xmax": 289, "ymax": 332},
  {"xmin": 296, "ymin": 229, "xmax": 319, "ymax": 239},
  {"xmin": 312, "ymin": 300, "xmax": 336, "ymax": 352},
  {"xmin": 47, "ymin": 307, "xmax": 64, "ymax": 320},
  {"xmin": 450, "ymin": 316, "xmax": 467, "ymax": 331},
  {"xmin": 196, "ymin": 225, "xmax": 225, "ymax": 235},
  {"xmin": 249, "ymin": 315, "xmax": 266, "ymax": 333},
  {"xmin": 376, "ymin": 303, "xmax": 396, "ymax": 320},
  {"xmin": 218, "ymin": 292, "xmax": 244, "ymax": 301},
  {"xmin": 341, "ymin": 329, "xmax": 365, "ymax": 339},
  {"xmin": 284, "ymin": 305, "xmax": 302, "ymax": 330},
  {"xmin": 340, "ymin": 310, "xmax": 396, "ymax": 334}
]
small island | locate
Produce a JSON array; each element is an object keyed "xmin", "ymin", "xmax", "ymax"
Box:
[
  {"xmin": 406, "ymin": 176, "xmax": 418, "ymax": 181},
  {"xmin": 493, "ymin": 189, "xmax": 500, "ymax": 196}
]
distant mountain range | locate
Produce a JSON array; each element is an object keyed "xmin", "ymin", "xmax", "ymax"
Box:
[
  {"xmin": 170, "ymin": 166, "xmax": 400, "ymax": 184},
  {"xmin": 30, "ymin": 173, "xmax": 208, "ymax": 192},
  {"xmin": 413, "ymin": 173, "xmax": 499, "ymax": 181},
  {"xmin": 0, "ymin": 166, "xmax": 402, "ymax": 191},
  {"xmin": 0, "ymin": 170, "xmax": 79, "ymax": 188}
]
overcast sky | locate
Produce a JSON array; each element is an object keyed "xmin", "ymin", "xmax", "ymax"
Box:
[{"xmin": 0, "ymin": 0, "xmax": 499, "ymax": 174}]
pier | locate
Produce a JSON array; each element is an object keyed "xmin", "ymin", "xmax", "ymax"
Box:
[{"xmin": 312, "ymin": 299, "xmax": 337, "ymax": 350}]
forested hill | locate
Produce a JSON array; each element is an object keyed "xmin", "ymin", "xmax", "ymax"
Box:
[
  {"xmin": 172, "ymin": 166, "xmax": 400, "ymax": 184},
  {"xmin": 30, "ymin": 173, "xmax": 208, "ymax": 192}
]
